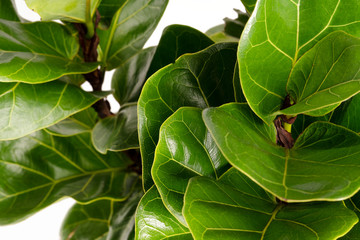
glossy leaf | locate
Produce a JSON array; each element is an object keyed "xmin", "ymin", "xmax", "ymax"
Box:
[
  {"xmin": 183, "ymin": 168, "xmax": 358, "ymax": 240},
  {"xmin": 0, "ymin": 20, "xmax": 98, "ymax": 83},
  {"xmin": 203, "ymin": 103, "xmax": 360, "ymax": 201},
  {"xmin": 239, "ymin": 0, "xmax": 360, "ymax": 124},
  {"xmin": 147, "ymin": 24, "xmax": 214, "ymax": 77},
  {"xmin": 46, "ymin": 107, "xmax": 98, "ymax": 137},
  {"xmin": 138, "ymin": 42, "xmax": 238, "ymax": 190},
  {"xmin": 111, "ymin": 47, "xmax": 156, "ymax": 105},
  {"xmin": 0, "ymin": 0, "xmax": 19, "ymax": 21},
  {"xmin": 61, "ymin": 186, "xmax": 143, "ymax": 240},
  {"xmin": 279, "ymin": 31, "xmax": 360, "ymax": 116},
  {"xmin": 99, "ymin": 0, "xmax": 168, "ymax": 70},
  {"xmin": 341, "ymin": 192, "xmax": 360, "ymax": 239},
  {"xmin": 152, "ymin": 107, "xmax": 230, "ymax": 224},
  {"xmin": 233, "ymin": 62, "xmax": 246, "ymax": 102},
  {"xmin": 331, "ymin": 94, "xmax": 360, "ymax": 133},
  {"xmin": 97, "ymin": 0, "xmax": 127, "ymax": 28},
  {"xmin": 25, "ymin": 0, "xmax": 101, "ymax": 22},
  {"xmin": 241, "ymin": 0, "xmax": 257, "ymax": 13},
  {"xmin": 0, "ymin": 81, "xmax": 98, "ymax": 140},
  {"xmin": 135, "ymin": 186, "xmax": 192, "ymax": 240},
  {"xmin": 92, "ymin": 104, "xmax": 138, "ymax": 154},
  {"xmin": 0, "ymin": 131, "xmax": 139, "ymax": 225}
]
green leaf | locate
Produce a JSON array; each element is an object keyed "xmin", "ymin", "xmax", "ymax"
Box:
[
  {"xmin": 0, "ymin": 20, "xmax": 98, "ymax": 83},
  {"xmin": 224, "ymin": 9, "xmax": 249, "ymax": 38},
  {"xmin": 46, "ymin": 107, "xmax": 98, "ymax": 137},
  {"xmin": 183, "ymin": 168, "xmax": 358, "ymax": 240},
  {"xmin": 341, "ymin": 192, "xmax": 360, "ymax": 239},
  {"xmin": 233, "ymin": 61, "xmax": 246, "ymax": 102},
  {"xmin": 97, "ymin": 0, "xmax": 127, "ymax": 28},
  {"xmin": 61, "ymin": 186, "xmax": 143, "ymax": 240},
  {"xmin": 241, "ymin": 0, "xmax": 257, "ymax": 13},
  {"xmin": 98, "ymin": 0, "xmax": 169, "ymax": 70},
  {"xmin": 0, "ymin": 81, "xmax": 98, "ymax": 140},
  {"xmin": 135, "ymin": 186, "xmax": 193, "ymax": 240},
  {"xmin": 92, "ymin": 104, "xmax": 138, "ymax": 154},
  {"xmin": 147, "ymin": 24, "xmax": 214, "ymax": 77},
  {"xmin": 291, "ymin": 114, "xmax": 330, "ymax": 141},
  {"xmin": 331, "ymin": 94, "xmax": 360, "ymax": 133},
  {"xmin": 111, "ymin": 47, "xmax": 156, "ymax": 105},
  {"xmin": 0, "ymin": 131, "xmax": 139, "ymax": 224},
  {"xmin": 25, "ymin": 0, "xmax": 101, "ymax": 22},
  {"xmin": 0, "ymin": 0, "xmax": 19, "ymax": 21},
  {"xmin": 138, "ymin": 42, "xmax": 238, "ymax": 190},
  {"xmin": 152, "ymin": 107, "xmax": 230, "ymax": 225},
  {"xmin": 239, "ymin": 0, "xmax": 360, "ymax": 124},
  {"xmin": 206, "ymin": 25, "xmax": 239, "ymax": 43},
  {"xmin": 203, "ymin": 103, "xmax": 360, "ymax": 201},
  {"xmin": 112, "ymin": 25, "xmax": 214, "ymax": 106},
  {"xmin": 278, "ymin": 31, "xmax": 360, "ymax": 116}
]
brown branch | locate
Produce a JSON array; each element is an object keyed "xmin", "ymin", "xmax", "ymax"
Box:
[{"xmin": 75, "ymin": 11, "xmax": 113, "ymax": 118}]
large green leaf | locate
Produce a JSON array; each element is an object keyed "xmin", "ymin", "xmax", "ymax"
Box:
[
  {"xmin": 135, "ymin": 186, "xmax": 193, "ymax": 240},
  {"xmin": 147, "ymin": 24, "xmax": 214, "ymax": 77},
  {"xmin": 0, "ymin": 81, "xmax": 98, "ymax": 140},
  {"xmin": 239, "ymin": 0, "xmax": 360, "ymax": 124},
  {"xmin": 61, "ymin": 187, "xmax": 143, "ymax": 240},
  {"xmin": 341, "ymin": 192, "xmax": 360, "ymax": 239},
  {"xmin": 92, "ymin": 104, "xmax": 138, "ymax": 154},
  {"xmin": 278, "ymin": 31, "xmax": 360, "ymax": 116},
  {"xmin": 0, "ymin": 20, "xmax": 98, "ymax": 83},
  {"xmin": 0, "ymin": 131, "xmax": 139, "ymax": 225},
  {"xmin": 46, "ymin": 107, "xmax": 98, "ymax": 137},
  {"xmin": 98, "ymin": 0, "xmax": 168, "ymax": 70},
  {"xmin": 203, "ymin": 103, "xmax": 360, "ymax": 201},
  {"xmin": 183, "ymin": 168, "xmax": 358, "ymax": 240},
  {"xmin": 25, "ymin": 0, "xmax": 101, "ymax": 22},
  {"xmin": 331, "ymin": 94, "xmax": 360, "ymax": 133},
  {"xmin": 152, "ymin": 107, "xmax": 230, "ymax": 225},
  {"xmin": 111, "ymin": 25, "xmax": 214, "ymax": 106},
  {"xmin": 138, "ymin": 42, "xmax": 238, "ymax": 190},
  {"xmin": 111, "ymin": 47, "xmax": 156, "ymax": 105},
  {"xmin": 0, "ymin": 0, "xmax": 19, "ymax": 21}
]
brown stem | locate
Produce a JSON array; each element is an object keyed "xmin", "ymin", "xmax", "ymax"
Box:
[
  {"xmin": 275, "ymin": 95, "xmax": 296, "ymax": 149},
  {"xmin": 75, "ymin": 11, "xmax": 113, "ymax": 118}
]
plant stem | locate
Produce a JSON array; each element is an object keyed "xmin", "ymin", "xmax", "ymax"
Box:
[
  {"xmin": 283, "ymin": 122, "xmax": 292, "ymax": 133},
  {"xmin": 85, "ymin": 0, "xmax": 94, "ymax": 39}
]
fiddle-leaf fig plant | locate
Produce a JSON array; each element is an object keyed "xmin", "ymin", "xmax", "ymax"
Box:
[{"xmin": 1, "ymin": 0, "xmax": 360, "ymax": 239}]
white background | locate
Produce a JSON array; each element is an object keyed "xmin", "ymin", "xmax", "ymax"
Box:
[{"xmin": 0, "ymin": 0, "xmax": 243, "ymax": 239}]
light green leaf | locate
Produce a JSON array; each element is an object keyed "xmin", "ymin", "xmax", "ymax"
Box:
[
  {"xmin": 111, "ymin": 47, "xmax": 156, "ymax": 105},
  {"xmin": 239, "ymin": 0, "xmax": 360, "ymax": 124},
  {"xmin": 25, "ymin": 0, "xmax": 101, "ymax": 22},
  {"xmin": 92, "ymin": 104, "xmax": 138, "ymax": 154},
  {"xmin": 0, "ymin": 81, "xmax": 98, "ymax": 140},
  {"xmin": 61, "ymin": 186, "xmax": 143, "ymax": 240},
  {"xmin": 135, "ymin": 186, "xmax": 193, "ymax": 240},
  {"xmin": 46, "ymin": 107, "xmax": 98, "ymax": 137},
  {"xmin": 183, "ymin": 168, "xmax": 358, "ymax": 240},
  {"xmin": 331, "ymin": 94, "xmax": 360, "ymax": 133},
  {"xmin": 0, "ymin": 0, "xmax": 19, "ymax": 21},
  {"xmin": 0, "ymin": 131, "xmax": 139, "ymax": 225},
  {"xmin": 278, "ymin": 31, "xmax": 360, "ymax": 116},
  {"xmin": 241, "ymin": 0, "xmax": 257, "ymax": 13},
  {"xmin": 205, "ymin": 24, "xmax": 238, "ymax": 43},
  {"xmin": 152, "ymin": 107, "xmax": 230, "ymax": 225},
  {"xmin": 291, "ymin": 114, "xmax": 330, "ymax": 141},
  {"xmin": 203, "ymin": 103, "xmax": 360, "ymax": 201},
  {"xmin": 138, "ymin": 42, "xmax": 238, "ymax": 190},
  {"xmin": 99, "ymin": 0, "xmax": 169, "ymax": 70},
  {"xmin": 0, "ymin": 20, "xmax": 98, "ymax": 83},
  {"xmin": 147, "ymin": 24, "xmax": 214, "ymax": 77}
]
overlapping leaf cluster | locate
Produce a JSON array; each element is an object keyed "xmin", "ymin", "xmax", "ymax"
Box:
[{"xmin": 1, "ymin": 0, "xmax": 360, "ymax": 239}]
